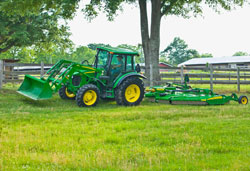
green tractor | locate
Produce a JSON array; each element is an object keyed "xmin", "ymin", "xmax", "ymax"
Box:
[{"xmin": 17, "ymin": 46, "xmax": 146, "ymax": 107}]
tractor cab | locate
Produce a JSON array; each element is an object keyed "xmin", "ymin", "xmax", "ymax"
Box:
[{"xmin": 95, "ymin": 47, "xmax": 139, "ymax": 85}]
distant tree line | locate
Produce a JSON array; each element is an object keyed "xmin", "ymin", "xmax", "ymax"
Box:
[
  {"xmin": 0, "ymin": 37, "xmax": 249, "ymax": 66},
  {"xmin": 0, "ymin": 43, "xmax": 144, "ymax": 64}
]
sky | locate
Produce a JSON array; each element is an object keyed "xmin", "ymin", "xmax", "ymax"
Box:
[{"xmin": 69, "ymin": 3, "xmax": 250, "ymax": 57}]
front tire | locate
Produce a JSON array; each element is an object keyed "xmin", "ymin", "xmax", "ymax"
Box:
[
  {"xmin": 76, "ymin": 84, "xmax": 100, "ymax": 107},
  {"xmin": 115, "ymin": 77, "xmax": 144, "ymax": 106},
  {"xmin": 59, "ymin": 86, "xmax": 76, "ymax": 100}
]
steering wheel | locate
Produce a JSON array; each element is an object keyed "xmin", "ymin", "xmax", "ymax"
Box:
[{"xmin": 81, "ymin": 60, "xmax": 89, "ymax": 65}]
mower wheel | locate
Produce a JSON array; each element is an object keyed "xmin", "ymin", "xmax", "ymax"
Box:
[
  {"xmin": 59, "ymin": 86, "xmax": 76, "ymax": 100},
  {"xmin": 76, "ymin": 84, "xmax": 100, "ymax": 107},
  {"xmin": 115, "ymin": 77, "xmax": 144, "ymax": 106},
  {"xmin": 238, "ymin": 96, "xmax": 248, "ymax": 105}
]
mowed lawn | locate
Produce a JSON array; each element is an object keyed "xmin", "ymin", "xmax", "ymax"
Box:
[{"xmin": 0, "ymin": 84, "xmax": 250, "ymax": 170}]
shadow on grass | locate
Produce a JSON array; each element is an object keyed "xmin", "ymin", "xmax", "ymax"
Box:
[{"xmin": 19, "ymin": 98, "xmax": 54, "ymax": 108}]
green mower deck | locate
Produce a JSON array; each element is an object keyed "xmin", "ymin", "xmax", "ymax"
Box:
[{"xmin": 145, "ymin": 82, "xmax": 248, "ymax": 105}]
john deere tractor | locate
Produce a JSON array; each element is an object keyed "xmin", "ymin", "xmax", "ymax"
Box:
[{"xmin": 17, "ymin": 46, "xmax": 146, "ymax": 107}]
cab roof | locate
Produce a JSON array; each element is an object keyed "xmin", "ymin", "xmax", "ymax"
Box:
[{"xmin": 97, "ymin": 46, "xmax": 139, "ymax": 55}]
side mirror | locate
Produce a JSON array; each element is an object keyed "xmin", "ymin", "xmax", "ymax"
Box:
[
  {"xmin": 135, "ymin": 64, "xmax": 141, "ymax": 73},
  {"xmin": 81, "ymin": 60, "xmax": 89, "ymax": 65}
]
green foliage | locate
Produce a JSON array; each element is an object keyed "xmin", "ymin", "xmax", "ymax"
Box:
[
  {"xmin": 233, "ymin": 51, "xmax": 249, "ymax": 56},
  {"xmin": 71, "ymin": 46, "xmax": 96, "ymax": 64},
  {"xmin": 87, "ymin": 43, "xmax": 111, "ymax": 50},
  {"xmin": 0, "ymin": 0, "xmax": 79, "ymax": 19},
  {"xmin": 0, "ymin": 85, "xmax": 250, "ymax": 170},
  {"xmin": 162, "ymin": 37, "xmax": 199, "ymax": 65},
  {"xmin": 0, "ymin": 47, "xmax": 35, "ymax": 63},
  {"xmin": 199, "ymin": 53, "xmax": 213, "ymax": 58},
  {"xmin": 0, "ymin": 0, "xmax": 73, "ymax": 54},
  {"xmin": 83, "ymin": 0, "xmax": 246, "ymax": 21},
  {"xmin": 0, "ymin": 45, "xmax": 96, "ymax": 64},
  {"xmin": 0, "ymin": 11, "xmax": 72, "ymax": 54}
]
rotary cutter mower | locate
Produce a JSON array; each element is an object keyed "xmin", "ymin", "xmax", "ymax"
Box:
[{"xmin": 145, "ymin": 75, "xmax": 248, "ymax": 105}]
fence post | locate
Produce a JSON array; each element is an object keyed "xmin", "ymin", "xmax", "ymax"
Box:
[
  {"xmin": 180, "ymin": 65, "xmax": 184, "ymax": 84},
  {"xmin": 209, "ymin": 64, "xmax": 213, "ymax": 91},
  {"xmin": 0, "ymin": 60, "xmax": 3, "ymax": 89},
  {"xmin": 237, "ymin": 67, "xmax": 240, "ymax": 92},
  {"xmin": 40, "ymin": 61, "xmax": 44, "ymax": 78}
]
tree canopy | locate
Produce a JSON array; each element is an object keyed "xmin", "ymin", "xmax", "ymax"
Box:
[
  {"xmin": 0, "ymin": 11, "xmax": 72, "ymax": 54},
  {"xmin": 162, "ymin": 37, "xmax": 199, "ymax": 65},
  {"xmin": 0, "ymin": 0, "xmax": 79, "ymax": 19},
  {"xmin": 0, "ymin": 0, "xmax": 75, "ymax": 54}
]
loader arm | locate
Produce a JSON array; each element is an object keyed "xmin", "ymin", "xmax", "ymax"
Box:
[{"xmin": 17, "ymin": 60, "xmax": 100, "ymax": 100}]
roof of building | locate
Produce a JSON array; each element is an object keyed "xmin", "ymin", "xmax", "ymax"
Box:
[
  {"xmin": 138, "ymin": 62, "xmax": 173, "ymax": 67},
  {"xmin": 159, "ymin": 62, "xmax": 173, "ymax": 67},
  {"xmin": 178, "ymin": 56, "xmax": 250, "ymax": 66},
  {"xmin": 97, "ymin": 46, "xmax": 139, "ymax": 55}
]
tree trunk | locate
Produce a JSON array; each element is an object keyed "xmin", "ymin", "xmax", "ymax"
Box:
[{"xmin": 139, "ymin": 0, "xmax": 161, "ymax": 86}]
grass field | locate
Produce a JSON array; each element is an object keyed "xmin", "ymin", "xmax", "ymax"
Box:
[{"xmin": 0, "ymin": 84, "xmax": 250, "ymax": 170}]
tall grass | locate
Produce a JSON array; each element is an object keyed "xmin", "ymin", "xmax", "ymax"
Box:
[{"xmin": 0, "ymin": 84, "xmax": 250, "ymax": 170}]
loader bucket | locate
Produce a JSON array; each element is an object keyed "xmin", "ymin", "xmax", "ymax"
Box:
[{"xmin": 17, "ymin": 75, "xmax": 53, "ymax": 100}]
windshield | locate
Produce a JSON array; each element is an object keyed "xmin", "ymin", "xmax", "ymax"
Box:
[{"xmin": 97, "ymin": 50, "xmax": 109, "ymax": 69}]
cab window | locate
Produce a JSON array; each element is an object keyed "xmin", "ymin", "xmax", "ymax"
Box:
[
  {"xmin": 126, "ymin": 55, "xmax": 133, "ymax": 71},
  {"xmin": 97, "ymin": 50, "xmax": 109, "ymax": 69}
]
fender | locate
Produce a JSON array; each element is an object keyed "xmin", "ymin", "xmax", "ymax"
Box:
[{"xmin": 113, "ymin": 72, "xmax": 146, "ymax": 88}]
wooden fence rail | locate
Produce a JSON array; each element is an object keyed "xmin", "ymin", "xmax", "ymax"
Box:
[
  {"xmin": 141, "ymin": 64, "xmax": 250, "ymax": 92},
  {"xmin": 0, "ymin": 60, "xmax": 52, "ymax": 89},
  {"xmin": 0, "ymin": 60, "xmax": 250, "ymax": 92}
]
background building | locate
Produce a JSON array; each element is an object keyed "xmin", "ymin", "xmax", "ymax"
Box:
[{"xmin": 178, "ymin": 56, "xmax": 250, "ymax": 68}]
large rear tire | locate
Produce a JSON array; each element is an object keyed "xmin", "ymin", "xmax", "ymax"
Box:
[
  {"xmin": 115, "ymin": 77, "xmax": 144, "ymax": 106},
  {"xmin": 76, "ymin": 84, "xmax": 100, "ymax": 107},
  {"xmin": 59, "ymin": 86, "xmax": 76, "ymax": 100}
]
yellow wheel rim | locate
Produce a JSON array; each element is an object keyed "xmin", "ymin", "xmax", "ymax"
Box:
[
  {"xmin": 83, "ymin": 90, "xmax": 97, "ymax": 106},
  {"xmin": 65, "ymin": 88, "xmax": 75, "ymax": 98},
  {"xmin": 125, "ymin": 84, "xmax": 141, "ymax": 103},
  {"xmin": 241, "ymin": 97, "xmax": 248, "ymax": 104}
]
